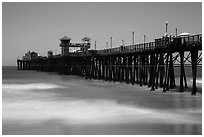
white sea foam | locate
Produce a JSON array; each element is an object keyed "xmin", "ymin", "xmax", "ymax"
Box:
[
  {"xmin": 190, "ymin": 79, "xmax": 202, "ymax": 84},
  {"xmin": 2, "ymin": 83, "xmax": 60, "ymax": 90},
  {"xmin": 196, "ymin": 80, "xmax": 202, "ymax": 84},
  {"xmin": 3, "ymin": 98, "xmax": 201, "ymax": 125},
  {"xmin": 2, "ymin": 82, "xmax": 201, "ymax": 126}
]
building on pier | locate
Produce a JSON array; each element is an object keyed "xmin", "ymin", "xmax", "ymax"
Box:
[
  {"xmin": 59, "ymin": 36, "xmax": 91, "ymax": 56},
  {"xmin": 23, "ymin": 51, "xmax": 38, "ymax": 60},
  {"xmin": 60, "ymin": 36, "xmax": 71, "ymax": 56},
  {"xmin": 81, "ymin": 36, "xmax": 91, "ymax": 51},
  {"xmin": 47, "ymin": 50, "xmax": 53, "ymax": 58}
]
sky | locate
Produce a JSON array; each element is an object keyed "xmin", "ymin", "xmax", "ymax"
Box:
[{"xmin": 2, "ymin": 2, "xmax": 202, "ymax": 66}]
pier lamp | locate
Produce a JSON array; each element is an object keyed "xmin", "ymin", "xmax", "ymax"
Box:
[
  {"xmin": 110, "ymin": 37, "xmax": 112, "ymax": 48},
  {"xmin": 165, "ymin": 21, "xmax": 168, "ymax": 37},
  {"xmin": 144, "ymin": 35, "xmax": 146, "ymax": 49},
  {"xmin": 95, "ymin": 41, "xmax": 96, "ymax": 50},
  {"xmin": 176, "ymin": 27, "xmax": 178, "ymax": 37},
  {"xmin": 122, "ymin": 40, "xmax": 124, "ymax": 46},
  {"xmin": 132, "ymin": 31, "xmax": 134, "ymax": 45}
]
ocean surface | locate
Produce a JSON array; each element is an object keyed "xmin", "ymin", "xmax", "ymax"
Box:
[{"xmin": 2, "ymin": 66, "xmax": 202, "ymax": 135}]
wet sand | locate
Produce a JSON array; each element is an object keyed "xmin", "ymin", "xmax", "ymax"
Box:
[{"xmin": 3, "ymin": 119, "xmax": 201, "ymax": 135}]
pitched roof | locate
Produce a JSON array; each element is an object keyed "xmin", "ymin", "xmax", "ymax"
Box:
[
  {"xmin": 30, "ymin": 51, "xmax": 37, "ymax": 54},
  {"xmin": 60, "ymin": 36, "xmax": 71, "ymax": 41},
  {"xmin": 82, "ymin": 37, "xmax": 91, "ymax": 41},
  {"xmin": 179, "ymin": 32, "xmax": 190, "ymax": 37}
]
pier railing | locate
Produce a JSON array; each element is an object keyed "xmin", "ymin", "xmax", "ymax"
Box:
[
  {"xmin": 21, "ymin": 34, "xmax": 202, "ymax": 58},
  {"xmin": 96, "ymin": 34, "xmax": 202, "ymax": 55}
]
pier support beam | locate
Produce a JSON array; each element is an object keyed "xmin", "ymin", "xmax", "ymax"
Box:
[
  {"xmin": 139, "ymin": 54, "xmax": 143, "ymax": 86},
  {"xmin": 17, "ymin": 60, "xmax": 20, "ymax": 70},
  {"xmin": 151, "ymin": 53, "xmax": 158, "ymax": 91},
  {"xmin": 20, "ymin": 61, "xmax": 22, "ymax": 70},
  {"xmin": 191, "ymin": 49, "xmax": 198, "ymax": 95},
  {"xmin": 132, "ymin": 55, "xmax": 136, "ymax": 84},
  {"xmin": 136, "ymin": 55, "xmax": 139, "ymax": 83},
  {"xmin": 169, "ymin": 53, "xmax": 176, "ymax": 89},
  {"xmin": 148, "ymin": 54, "xmax": 154, "ymax": 88},
  {"xmin": 159, "ymin": 53, "xmax": 165, "ymax": 87},
  {"xmin": 179, "ymin": 51, "xmax": 184, "ymax": 92},
  {"xmin": 118, "ymin": 56, "xmax": 122, "ymax": 82},
  {"xmin": 163, "ymin": 52, "xmax": 169, "ymax": 92}
]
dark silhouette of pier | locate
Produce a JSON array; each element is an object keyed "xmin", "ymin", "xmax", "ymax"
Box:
[{"xmin": 17, "ymin": 34, "xmax": 202, "ymax": 95}]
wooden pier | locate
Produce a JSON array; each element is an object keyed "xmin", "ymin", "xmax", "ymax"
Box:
[{"xmin": 17, "ymin": 34, "xmax": 202, "ymax": 95}]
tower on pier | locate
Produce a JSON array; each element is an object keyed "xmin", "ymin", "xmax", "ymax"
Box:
[
  {"xmin": 59, "ymin": 36, "xmax": 71, "ymax": 56},
  {"xmin": 81, "ymin": 37, "xmax": 91, "ymax": 51}
]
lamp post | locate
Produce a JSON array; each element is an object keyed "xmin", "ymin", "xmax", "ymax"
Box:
[
  {"xmin": 110, "ymin": 37, "xmax": 112, "ymax": 48},
  {"xmin": 176, "ymin": 27, "xmax": 178, "ymax": 37},
  {"xmin": 144, "ymin": 35, "xmax": 146, "ymax": 50},
  {"xmin": 132, "ymin": 31, "xmax": 134, "ymax": 45},
  {"xmin": 95, "ymin": 41, "xmax": 96, "ymax": 50},
  {"xmin": 165, "ymin": 21, "xmax": 168, "ymax": 36}
]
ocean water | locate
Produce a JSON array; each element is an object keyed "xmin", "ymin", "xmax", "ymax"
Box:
[{"xmin": 2, "ymin": 66, "xmax": 202, "ymax": 135}]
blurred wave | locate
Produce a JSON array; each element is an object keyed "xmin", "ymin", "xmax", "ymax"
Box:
[
  {"xmin": 3, "ymin": 83, "xmax": 201, "ymax": 125},
  {"xmin": 192, "ymin": 79, "xmax": 202, "ymax": 84},
  {"xmin": 3, "ymin": 83, "xmax": 61, "ymax": 90},
  {"xmin": 2, "ymin": 67, "xmax": 202, "ymax": 134}
]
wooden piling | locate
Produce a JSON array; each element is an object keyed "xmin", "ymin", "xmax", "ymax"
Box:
[
  {"xmin": 136, "ymin": 55, "xmax": 139, "ymax": 83},
  {"xmin": 179, "ymin": 51, "xmax": 184, "ymax": 92},
  {"xmin": 139, "ymin": 54, "xmax": 143, "ymax": 86},
  {"xmin": 163, "ymin": 52, "xmax": 169, "ymax": 92},
  {"xmin": 169, "ymin": 53, "xmax": 176, "ymax": 89},
  {"xmin": 151, "ymin": 53, "xmax": 159, "ymax": 91},
  {"xmin": 191, "ymin": 49, "xmax": 198, "ymax": 95},
  {"xmin": 132, "ymin": 55, "xmax": 136, "ymax": 84}
]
